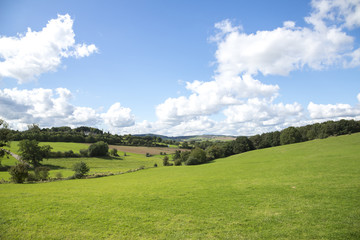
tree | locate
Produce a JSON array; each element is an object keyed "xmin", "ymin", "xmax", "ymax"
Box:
[
  {"xmin": 280, "ymin": 127, "xmax": 302, "ymax": 145},
  {"xmin": 18, "ymin": 140, "xmax": 52, "ymax": 167},
  {"xmin": 163, "ymin": 156, "xmax": 170, "ymax": 166},
  {"xmin": 9, "ymin": 163, "xmax": 29, "ymax": 183},
  {"xmin": 110, "ymin": 148, "xmax": 118, "ymax": 156},
  {"xmin": 185, "ymin": 147, "xmax": 207, "ymax": 165},
  {"xmin": 72, "ymin": 161, "xmax": 90, "ymax": 178},
  {"xmin": 88, "ymin": 141, "xmax": 109, "ymax": 157},
  {"xmin": 0, "ymin": 119, "xmax": 11, "ymax": 166}
]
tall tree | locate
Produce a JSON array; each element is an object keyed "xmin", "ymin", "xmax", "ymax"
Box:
[
  {"xmin": 18, "ymin": 140, "xmax": 52, "ymax": 167},
  {"xmin": 0, "ymin": 119, "xmax": 11, "ymax": 166}
]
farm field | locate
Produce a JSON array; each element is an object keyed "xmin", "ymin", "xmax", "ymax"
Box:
[
  {"xmin": 1, "ymin": 133, "xmax": 360, "ymax": 239},
  {"xmin": 1, "ymin": 142, "xmax": 171, "ymax": 180}
]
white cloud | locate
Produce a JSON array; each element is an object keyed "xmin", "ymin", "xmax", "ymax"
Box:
[
  {"xmin": 0, "ymin": 88, "xmax": 134, "ymax": 130},
  {"xmin": 308, "ymin": 99, "xmax": 360, "ymax": 119},
  {"xmin": 213, "ymin": 18, "xmax": 356, "ymax": 77},
  {"xmin": 101, "ymin": 103, "xmax": 135, "ymax": 128},
  {"xmin": 156, "ymin": 74, "xmax": 279, "ymax": 124},
  {"xmin": 0, "ymin": 14, "xmax": 98, "ymax": 83},
  {"xmin": 224, "ymin": 98, "xmax": 303, "ymax": 126},
  {"xmin": 306, "ymin": 0, "xmax": 360, "ymax": 30},
  {"xmin": 151, "ymin": 0, "xmax": 360, "ymax": 136}
]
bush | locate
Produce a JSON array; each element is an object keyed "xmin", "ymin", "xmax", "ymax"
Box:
[
  {"xmin": 110, "ymin": 148, "xmax": 118, "ymax": 156},
  {"xmin": 174, "ymin": 158, "xmax": 182, "ymax": 166},
  {"xmin": 35, "ymin": 166, "xmax": 50, "ymax": 180},
  {"xmin": 163, "ymin": 156, "xmax": 170, "ymax": 166},
  {"xmin": 79, "ymin": 149, "xmax": 88, "ymax": 157},
  {"xmin": 9, "ymin": 163, "xmax": 29, "ymax": 183},
  {"xmin": 55, "ymin": 172, "xmax": 63, "ymax": 179},
  {"xmin": 26, "ymin": 172, "xmax": 38, "ymax": 182},
  {"xmin": 185, "ymin": 156, "xmax": 199, "ymax": 165},
  {"xmin": 88, "ymin": 141, "xmax": 109, "ymax": 157},
  {"xmin": 72, "ymin": 161, "xmax": 90, "ymax": 178}
]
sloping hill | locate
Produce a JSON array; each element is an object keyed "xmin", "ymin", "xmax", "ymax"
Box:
[{"xmin": 1, "ymin": 134, "xmax": 359, "ymax": 239}]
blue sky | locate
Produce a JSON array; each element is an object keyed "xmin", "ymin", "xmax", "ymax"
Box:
[{"xmin": 0, "ymin": 0, "xmax": 360, "ymax": 136}]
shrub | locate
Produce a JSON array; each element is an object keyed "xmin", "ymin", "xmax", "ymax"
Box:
[
  {"xmin": 35, "ymin": 166, "xmax": 50, "ymax": 180},
  {"xmin": 185, "ymin": 156, "xmax": 199, "ymax": 165},
  {"xmin": 163, "ymin": 156, "xmax": 170, "ymax": 166},
  {"xmin": 72, "ymin": 161, "xmax": 90, "ymax": 178},
  {"xmin": 79, "ymin": 149, "xmax": 88, "ymax": 157},
  {"xmin": 27, "ymin": 172, "xmax": 38, "ymax": 182},
  {"xmin": 9, "ymin": 163, "xmax": 29, "ymax": 183},
  {"xmin": 88, "ymin": 141, "xmax": 109, "ymax": 157},
  {"xmin": 55, "ymin": 172, "xmax": 63, "ymax": 179},
  {"xmin": 174, "ymin": 158, "xmax": 182, "ymax": 166},
  {"xmin": 110, "ymin": 148, "xmax": 118, "ymax": 156}
]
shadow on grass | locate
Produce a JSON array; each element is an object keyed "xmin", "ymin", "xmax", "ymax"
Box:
[
  {"xmin": 0, "ymin": 165, "xmax": 11, "ymax": 171},
  {"xmin": 97, "ymin": 156, "xmax": 123, "ymax": 161},
  {"xmin": 41, "ymin": 164, "xmax": 66, "ymax": 170}
]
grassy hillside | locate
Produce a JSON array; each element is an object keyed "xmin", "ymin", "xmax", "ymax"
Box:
[
  {"xmin": 1, "ymin": 134, "xmax": 359, "ymax": 239},
  {"xmin": 0, "ymin": 142, "xmax": 165, "ymax": 180}
]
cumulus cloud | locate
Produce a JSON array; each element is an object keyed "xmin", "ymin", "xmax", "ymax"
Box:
[
  {"xmin": 101, "ymin": 103, "xmax": 135, "ymax": 128},
  {"xmin": 0, "ymin": 88, "xmax": 135, "ymax": 130},
  {"xmin": 224, "ymin": 98, "xmax": 303, "ymax": 126},
  {"xmin": 0, "ymin": 14, "xmax": 98, "ymax": 83},
  {"xmin": 308, "ymin": 94, "xmax": 360, "ymax": 119},
  {"xmin": 152, "ymin": 0, "xmax": 360, "ymax": 136},
  {"xmin": 156, "ymin": 74, "xmax": 279, "ymax": 124}
]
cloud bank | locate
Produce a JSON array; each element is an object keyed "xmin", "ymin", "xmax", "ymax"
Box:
[
  {"xmin": 0, "ymin": 88, "xmax": 135, "ymax": 131},
  {"xmin": 0, "ymin": 14, "xmax": 98, "ymax": 83}
]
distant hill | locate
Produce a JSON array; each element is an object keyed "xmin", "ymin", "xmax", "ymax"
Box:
[{"xmin": 134, "ymin": 134, "xmax": 236, "ymax": 142}]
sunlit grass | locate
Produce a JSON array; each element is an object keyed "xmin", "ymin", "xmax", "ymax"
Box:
[{"xmin": 0, "ymin": 134, "xmax": 359, "ymax": 239}]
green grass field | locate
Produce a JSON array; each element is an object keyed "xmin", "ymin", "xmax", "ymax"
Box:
[
  {"xmin": 1, "ymin": 134, "xmax": 359, "ymax": 239},
  {"xmin": 1, "ymin": 142, "xmax": 165, "ymax": 180}
]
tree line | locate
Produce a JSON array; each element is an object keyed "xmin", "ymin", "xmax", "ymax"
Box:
[
  {"xmin": 168, "ymin": 119, "xmax": 360, "ymax": 165},
  {"xmin": 8, "ymin": 125, "xmax": 177, "ymax": 147}
]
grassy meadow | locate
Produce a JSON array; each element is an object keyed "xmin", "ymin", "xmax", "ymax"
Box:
[
  {"xmin": 1, "ymin": 134, "xmax": 360, "ymax": 239},
  {"xmin": 1, "ymin": 142, "xmax": 165, "ymax": 180}
]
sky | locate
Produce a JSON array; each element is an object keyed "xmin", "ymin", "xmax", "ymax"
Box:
[{"xmin": 0, "ymin": 0, "xmax": 360, "ymax": 136}]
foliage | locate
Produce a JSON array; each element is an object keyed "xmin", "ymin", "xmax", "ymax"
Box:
[
  {"xmin": 0, "ymin": 119, "xmax": 11, "ymax": 166},
  {"xmin": 185, "ymin": 147, "xmax": 207, "ymax": 165},
  {"xmin": 162, "ymin": 156, "xmax": 170, "ymax": 166},
  {"xmin": 35, "ymin": 166, "xmax": 50, "ymax": 180},
  {"xmin": 9, "ymin": 163, "xmax": 29, "ymax": 183},
  {"xmin": 18, "ymin": 140, "xmax": 52, "ymax": 167},
  {"xmin": 280, "ymin": 127, "xmax": 302, "ymax": 145},
  {"xmin": 72, "ymin": 161, "xmax": 90, "ymax": 178},
  {"xmin": 110, "ymin": 148, "xmax": 118, "ymax": 156},
  {"xmin": 79, "ymin": 149, "xmax": 88, "ymax": 157},
  {"xmin": 88, "ymin": 141, "xmax": 109, "ymax": 157}
]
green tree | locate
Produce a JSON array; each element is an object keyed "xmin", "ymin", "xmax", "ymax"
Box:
[
  {"xmin": 280, "ymin": 127, "xmax": 302, "ymax": 145},
  {"xmin": 18, "ymin": 140, "xmax": 52, "ymax": 167},
  {"xmin": 9, "ymin": 163, "xmax": 29, "ymax": 183},
  {"xmin": 163, "ymin": 156, "xmax": 170, "ymax": 166},
  {"xmin": 72, "ymin": 161, "xmax": 90, "ymax": 178},
  {"xmin": 185, "ymin": 147, "xmax": 207, "ymax": 165},
  {"xmin": 0, "ymin": 119, "xmax": 11, "ymax": 166},
  {"xmin": 88, "ymin": 141, "xmax": 109, "ymax": 157}
]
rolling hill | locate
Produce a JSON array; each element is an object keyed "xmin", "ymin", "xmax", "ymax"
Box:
[{"xmin": 0, "ymin": 133, "xmax": 359, "ymax": 239}]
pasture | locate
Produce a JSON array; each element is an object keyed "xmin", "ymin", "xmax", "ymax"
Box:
[
  {"xmin": 0, "ymin": 142, "xmax": 170, "ymax": 180},
  {"xmin": 0, "ymin": 134, "xmax": 359, "ymax": 239}
]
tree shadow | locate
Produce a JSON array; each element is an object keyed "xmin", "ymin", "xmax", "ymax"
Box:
[
  {"xmin": 0, "ymin": 165, "xmax": 11, "ymax": 171},
  {"xmin": 41, "ymin": 164, "xmax": 66, "ymax": 170},
  {"xmin": 97, "ymin": 156, "xmax": 123, "ymax": 161}
]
